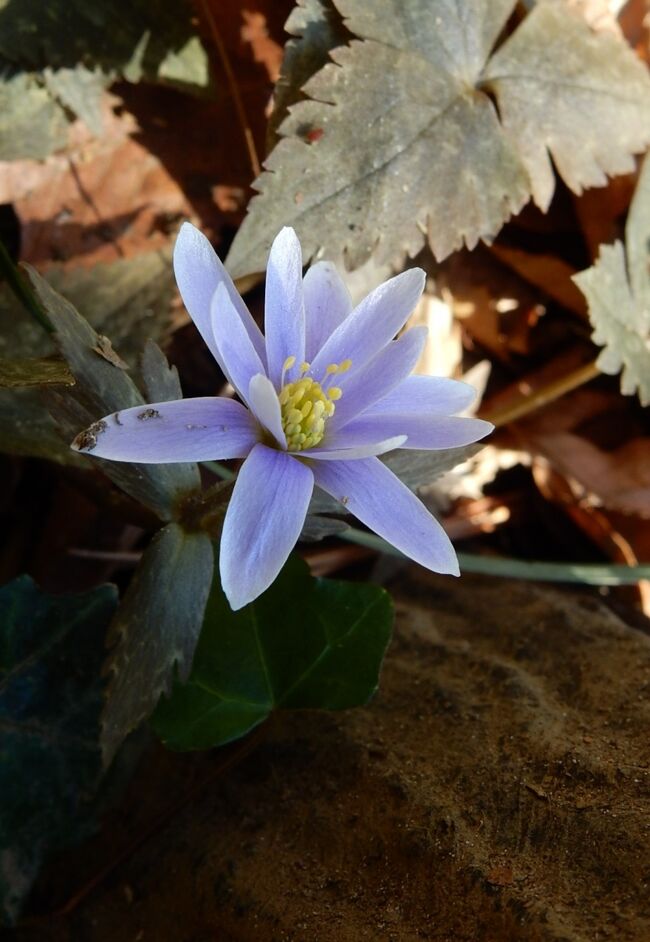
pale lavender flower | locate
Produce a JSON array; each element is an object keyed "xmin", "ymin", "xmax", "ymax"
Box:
[{"xmin": 72, "ymin": 225, "xmax": 492, "ymax": 609}]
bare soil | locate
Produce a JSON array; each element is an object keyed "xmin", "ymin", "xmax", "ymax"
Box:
[{"xmin": 17, "ymin": 572, "xmax": 650, "ymax": 941}]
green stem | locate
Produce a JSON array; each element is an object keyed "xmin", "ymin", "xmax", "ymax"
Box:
[
  {"xmin": 201, "ymin": 460, "xmax": 236, "ymax": 481},
  {"xmin": 341, "ymin": 527, "xmax": 650, "ymax": 587}
]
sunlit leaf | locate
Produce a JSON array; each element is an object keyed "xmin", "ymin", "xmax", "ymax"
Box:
[
  {"xmin": 0, "ymin": 576, "xmax": 116, "ymax": 926},
  {"xmin": 0, "ymin": 356, "xmax": 74, "ymax": 388},
  {"xmin": 152, "ymin": 555, "xmax": 392, "ymax": 750},
  {"xmin": 0, "ymin": 72, "xmax": 68, "ymax": 161},
  {"xmin": 227, "ymin": 0, "xmax": 650, "ymax": 278},
  {"xmin": 0, "ymin": 0, "xmax": 211, "ymax": 158},
  {"xmin": 269, "ymin": 0, "xmax": 348, "ymax": 143},
  {"xmin": 42, "ymin": 65, "xmax": 107, "ymax": 136},
  {"xmin": 101, "ymin": 524, "xmax": 214, "ymax": 764},
  {"xmin": 573, "ymin": 153, "xmax": 650, "ymax": 406}
]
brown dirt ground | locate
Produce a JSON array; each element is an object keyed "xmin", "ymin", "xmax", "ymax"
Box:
[{"xmin": 16, "ymin": 571, "xmax": 650, "ymax": 941}]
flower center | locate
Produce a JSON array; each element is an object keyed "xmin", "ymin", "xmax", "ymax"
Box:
[{"xmin": 278, "ymin": 356, "xmax": 351, "ymax": 451}]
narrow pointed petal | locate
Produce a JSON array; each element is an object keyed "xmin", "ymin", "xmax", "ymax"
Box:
[
  {"xmin": 173, "ymin": 223, "xmax": 266, "ymax": 368},
  {"xmin": 309, "ymin": 268, "xmax": 425, "ymax": 379},
  {"xmin": 303, "ymin": 261, "xmax": 353, "ymax": 362},
  {"xmin": 312, "ymin": 458, "xmax": 459, "ymax": 575},
  {"xmin": 71, "ymin": 398, "xmax": 258, "ymax": 462},
  {"xmin": 301, "ymin": 434, "xmax": 406, "ymax": 460},
  {"xmin": 328, "ymin": 414, "xmax": 493, "ymax": 451},
  {"xmin": 220, "ymin": 444, "xmax": 313, "ymax": 609},
  {"xmin": 330, "ymin": 327, "xmax": 427, "ymax": 430},
  {"xmin": 362, "ymin": 375, "xmax": 477, "ymax": 416},
  {"xmin": 248, "ymin": 374, "xmax": 287, "ymax": 449},
  {"xmin": 211, "ymin": 283, "xmax": 266, "ymax": 405},
  {"xmin": 264, "ymin": 227, "xmax": 305, "ymax": 388}
]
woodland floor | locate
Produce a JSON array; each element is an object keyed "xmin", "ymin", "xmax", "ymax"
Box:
[{"xmin": 14, "ymin": 570, "xmax": 650, "ymax": 942}]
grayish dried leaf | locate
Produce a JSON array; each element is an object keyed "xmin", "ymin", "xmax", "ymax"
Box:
[
  {"xmin": 573, "ymin": 153, "xmax": 650, "ymax": 405},
  {"xmin": 227, "ymin": 0, "xmax": 650, "ymax": 278}
]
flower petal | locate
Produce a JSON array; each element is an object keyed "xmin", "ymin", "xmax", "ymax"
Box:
[
  {"xmin": 211, "ymin": 283, "xmax": 266, "ymax": 405},
  {"xmin": 301, "ymin": 434, "xmax": 406, "ymax": 460},
  {"xmin": 327, "ymin": 414, "xmax": 493, "ymax": 451},
  {"xmin": 71, "ymin": 398, "xmax": 258, "ymax": 462},
  {"xmin": 312, "ymin": 457, "xmax": 458, "ymax": 575},
  {"xmin": 220, "ymin": 444, "xmax": 313, "ymax": 609},
  {"xmin": 329, "ymin": 326, "xmax": 427, "ymax": 429},
  {"xmin": 303, "ymin": 261, "xmax": 353, "ymax": 362},
  {"xmin": 264, "ymin": 227, "xmax": 305, "ymax": 388},
  {"xmin": 362, "ymin": 375, "xmax": 477, "ymax": 416},
  {"xmin": 173, "ymin": 223, "xmax": 266, "ymax": 369},
  {"xmin": 309, "ymin": 267, "xmax": 425, "ymax": 379},
  {"xmin": 248, "ymin": 374, "xmax": 287, "ymax": 449}
]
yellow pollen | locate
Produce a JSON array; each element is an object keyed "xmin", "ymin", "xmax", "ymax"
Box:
[{"xmin": 278, "ymin": 357, "xmax": 352, "ymax": 450}]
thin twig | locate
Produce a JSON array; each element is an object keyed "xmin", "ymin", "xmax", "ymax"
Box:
[
  {"xmin": 481, "ymin": 359, "xmax": 601, "ymax": 428},
  {"xmin": 198, "ymin": 0, "xmax": 262, "ymax": 179},
  {"xmin": 67, "ymin": 157, "xmax": 124, "ymax": 259}
]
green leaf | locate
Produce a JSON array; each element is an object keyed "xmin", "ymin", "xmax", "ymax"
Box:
[
  {"xmin": 152, "ymin": 555, "xmax": 393, "ymax": 751},
  {"xmin": 0, "ymin": 251, "xmax": 180, "ymax": 466},
  {"xmin": 102, "ymin": 523, "xmax": 214, "ymax": 764},
  {"xmin": 24, "ymin": 266, "xmax": 199, "ymax": 517},
  {"xmin": 0, "ymin": 576, "xmax": 117, "ymax": 926},
  {"xmin": 0, "ymin": 356, "xmax": 74, "ymax": 388},
  {"xmin": 227, "ymin": 0, "xmax": 650, "ymax": 277},
  {"xmin": 573, "ymin": 153, "xmax": 650, "ymax": 406}
]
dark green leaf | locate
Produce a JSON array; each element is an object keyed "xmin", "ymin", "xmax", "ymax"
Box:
[
  {"xmin": 152, "ymin": 555, "xmax": 393, "ymax": 751},
  {"xmin": 0, "ymin": 0, "xmax": 210, "ymax": 89},
  {"xmin": 140, "ymin": 338, "xmax": 186, "ymax": 403},
  {"xmin": 45, "ymin": 251, "xmax": 177, "ymax": 367},
  {"xmin": 0, "ymin": 576, "xmax": 117, "ymax": 926},
  {"xmin": 102, "ymin": 524, "xmax": 214, "ymax": 764},
  {"xmin": 0, "ymin": 356, "xmax": 74, "ymax": 388},
  {"xmin": 574, "ymin": 152, "xmax": 650, "ymax": 405},
  {"xmin": 227, "ymin": 0, "xmax": 650, "ymax": 277},
  {"xmin": 0, "ymin": 252, "xmax": 178, "ymax": 466},
  {"xmin": 0, "ymin": 388, "xmax": 82, "ymax": 464},
  {"xmin": 20, "ymin": 266, "xmax": 199, "ymax": 516}
]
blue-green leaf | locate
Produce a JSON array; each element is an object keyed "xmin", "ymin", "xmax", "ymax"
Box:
[
  {"xmin": 101, "ymin": 524, "xmax": 214, "ymax": 765},
  {"xmin": 0, "ymin": 576, "xmax": 117, "ymax": 926},
  {"xmin": 152, "ymin": 555, "xmax": 393, "ymax": 751}
]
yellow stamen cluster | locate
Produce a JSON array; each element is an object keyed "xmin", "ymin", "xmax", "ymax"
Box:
[{"xmin": 278, "ymin": 357, "xmax": 351, "ymax": 451}]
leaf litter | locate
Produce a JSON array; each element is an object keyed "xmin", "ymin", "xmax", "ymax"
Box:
[{"xmin": 2, "ymin": 0, "xmax": 650, "ymax": 928}]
